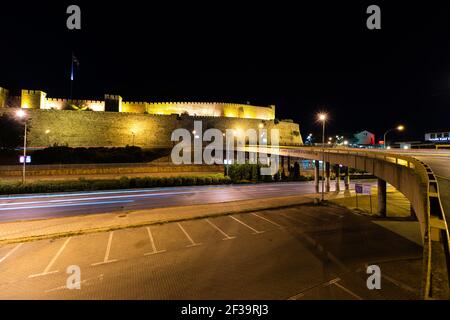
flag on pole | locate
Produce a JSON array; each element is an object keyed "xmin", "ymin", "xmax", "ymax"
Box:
[{"xmin": 71, "ymin": 52, "xmax": 80, "ymax": 81}]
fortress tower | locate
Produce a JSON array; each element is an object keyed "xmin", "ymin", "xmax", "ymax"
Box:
[
  {"xmin": 105, "ymin": 94, "xmax": 123, "ymax": 112},
  {"xmin": 21, "ymin": 89, "xmax": 47, "ymax": 109},
  {"xmin": 0, "ymin": 87, "xmax": 8, "ymax": 108}
]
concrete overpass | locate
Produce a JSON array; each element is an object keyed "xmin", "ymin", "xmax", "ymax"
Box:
[{"xmin": 243, "ymin": 145, "xmax": 450, "ymax": 299}]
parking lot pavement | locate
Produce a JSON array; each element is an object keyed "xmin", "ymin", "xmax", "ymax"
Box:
[{"xmin": 0, "ymin": 205, "xmax": 423, "ymax": 299}]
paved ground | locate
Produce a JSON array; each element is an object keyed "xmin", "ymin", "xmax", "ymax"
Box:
[
  {"xmin": 413, "ymin": 154, "xmax": 450, "ymax": 221},
  {"xmin": 0, "ymin": 181, "xmax": 374, "ymax": 223},
  {"xmin": 0, "ymin": 205, "xmax": 422, "ymax": 299}
]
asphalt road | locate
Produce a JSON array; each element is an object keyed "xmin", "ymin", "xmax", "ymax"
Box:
[
  {"xmin": 407, "ymin": 151, "xmax": 450, "ymax": 221},
  {"xmin": 0, "ymin": 205, "xmax": 422, "ymax": 299},
  {"xmin": 0, "ymin": 181, "xmax": 363, "ymax": 223}
]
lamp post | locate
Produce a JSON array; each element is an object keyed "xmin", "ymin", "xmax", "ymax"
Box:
[
  {"xmin": 383, "ymin": 125, "xmax": 404, "ymax": 149},
  {"xmin": 45, "ymin": 129, "xmax": 51, "ymax": 147},
  {"xmin": 131, "ymin": 131, "xmax": 136, "ymax": 146},
  {"xmin": 16, "ymin": 110, "xmax": 27, "ymax": 184},
  {"xmin": 318, "ymin": 113, "xmax": 327, "ymax": 201}
]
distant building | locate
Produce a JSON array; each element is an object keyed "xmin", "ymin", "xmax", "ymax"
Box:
[
  {"xmin": 425, "ymin": 131, "xmax": 450, "ymax": 143},
  {"xmin": 353, "ymin": 130, "xmax": 375, "ymax": 145}
]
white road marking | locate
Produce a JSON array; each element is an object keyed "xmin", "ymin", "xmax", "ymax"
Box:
[
  {"xmin": 333, "ymin": 281, "xmax": 363, "ymax": 300},
  {"xmin": 301, "ymin": 211, "xmax": 330, "ymax": 222},
  {"xmin": 144, "ymin": 227, "xmax": 166, "ymax": 255},
  {"xmin": 288, "ymin": 277, "xmax": 341, "ymax": 300},
  {"xmin": 0, "ymin": 243, "xmax": 23, "ymax": 263},
  {"xmin": 29, "ymin": 237, "xmax": 71, "ymax": 278},
  {"xmin": 205, "ymin": 219, "xmax": 236, "ymax": 240},
  {"xmin": 91, "ymin": 232, "xmax": 118, "ymax": 266},
  {"xmin": 229, "ymin": 216, "xmax": 265, "ymax": 234},
  {"xmin": 177, "ymin": 223, "xmax": 202, "ymax": 247},
  {"xmin": 280, "ymin": 213, "xmax": 308, "ymax": 226},
  {"xmin": 251, "ymin": 213, "xmax": 284, "ymax": 229},
  {"xmin": 319, "ymin": 210, "xmax": 344, "ymax": 218}
]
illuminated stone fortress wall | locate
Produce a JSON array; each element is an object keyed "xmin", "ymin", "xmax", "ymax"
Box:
[
  {"xmin": 19, "ymin": 89, "xmax": 276, "ymax": 120},
  {"xmin": 0, "ymin": 87, "xmax": 303, "ymax": 148}
]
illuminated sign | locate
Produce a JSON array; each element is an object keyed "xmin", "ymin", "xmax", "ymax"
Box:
[{"xmin": 19, "ymin": 156, "xmax": 31, "ymax": 163}]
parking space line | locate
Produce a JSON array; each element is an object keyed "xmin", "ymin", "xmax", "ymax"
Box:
[
  {"xmin": 332, "ymin": 281, "xmax": 363, "ymax": 300},
  {"xmin": 0, "ymin": 243, "xmax": 23, "ymax": 264},
  {"xmin": 144, "ymin": 227, "xmax": 167, "ymax": 255},
  {"xmin": 229, "ymin": 216, "xmax": 265, "ymax": 234},
  {"xmin": 320, "ymin": 211, "xmax": 344, "ymax": 218},
  {"xmin": 251, "ymin": 213, "xmax": 284, "ymax": 229},
  {"xmin": 301, "ymin": 211, "xmax": 330, "ymax": 222},
  {"xmin": 91, "ymin": 232, "xmax": 118, "ymax": 266},
  {"xmin": 29, "ymin": 237, "xmax": 71, "ymax": 278},
  {"xmin": 205, "ymin": 219, "xmax": 236, "ymax": 240},
  {"xmin": 280, "ymin": 213, "xmax": 308, "ymax": 226},
  {"xmin": 177, "ymin": 223, "xmax": 202, "ymax": 247}
]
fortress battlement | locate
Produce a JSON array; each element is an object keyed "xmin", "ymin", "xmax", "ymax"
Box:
[{"xmin": 2, "ymin": 86, "xmax": 276, "ymax": 121}]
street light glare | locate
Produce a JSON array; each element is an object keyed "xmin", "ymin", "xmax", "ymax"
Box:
[
  {"xmin": 16, "ymin": 109, "xmax": 26, "ymax": 118},
  {"xmin": 318, "ymin": 113, "xmax": 326, "ymax": 121},
  {"xmin": 397, "ymin": 125, "xmax": 405, "ymax": 131}
]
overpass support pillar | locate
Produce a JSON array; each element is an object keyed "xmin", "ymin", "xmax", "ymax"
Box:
[
  {"xmin": 377, "ymin": 178, "xmax": 387, "ymax": 217},
  {"xmin": 314, "ymin": 160, "xmax": 320, "ymax": 193},
  {"xmin": 325, "ymin": 162, "xmax": 331, "ymax": 192},
  {"xmin": 344, "ymin": 167, "xmax": 350, "ymax": 190},
  {"xmin": 335, "ymin": 165, "xmax": 341, "ymax": 192},
  {"xmin": 287, "ymin": 156, "xmax": 291, "ymax": 175},
  {"xmin": 410, "ymin": 204, "xmax": 417, "ymax": 219}
]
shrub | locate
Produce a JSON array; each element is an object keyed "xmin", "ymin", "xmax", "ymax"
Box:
[{"xmin": 0, "ymin": 174, "xmax": 230, "ymax": 195}]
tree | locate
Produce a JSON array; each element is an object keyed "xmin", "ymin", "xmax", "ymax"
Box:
[{"xmin": 0, "ymin": 113, "xmax": 27, "ymax": 150}]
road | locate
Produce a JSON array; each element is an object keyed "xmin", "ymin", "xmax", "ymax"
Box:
[
  {"xmin": 394, "ymin": 149, "xmax": 450, "ymax": 221},
  {"xmin": 0, "ymin": 181, "xmax": 365, "ymax": 223},
  {"xmin": 0, "ymin": 205, "xmax": 422, "ymax": 299}
]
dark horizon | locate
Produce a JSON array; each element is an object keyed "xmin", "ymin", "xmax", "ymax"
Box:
[{"xmin": 2, "ymin": 1, "xmax": 450, "ymax": 142}]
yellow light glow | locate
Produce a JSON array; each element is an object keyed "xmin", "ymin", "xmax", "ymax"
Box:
[
  {"xmin": 258, "ymin": 123, "xmax": 264, "ymax": 129},
  {"xmin": 45, "ymin": 129, "xmax": 51, "ymax": 134},
  {"xmin": 397, "ymin": 125, "xmax": 405, "ymax": 131},
  {"xmin": 318, "ymin": 113, "xmax": 327, "ymax": 121}
]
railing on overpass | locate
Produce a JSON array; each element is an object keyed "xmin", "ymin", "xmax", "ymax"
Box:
[{"xmin": 242, "ymin": 145, "xmax": 450, "ymax": 299}]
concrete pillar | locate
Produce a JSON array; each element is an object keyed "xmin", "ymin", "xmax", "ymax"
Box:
[
  {"xmin": 325, "ymin": 162, "xmax": 331, "ymax": 192},
  {"xmin": 344, "ymin": 166, "xmax": 350, "ymax": 190},
  {"xmin": 287, "ymin": 156, "xmax": 291, "ymax": 175},
  {"xmin": 335, "ymin": 165, "xmax": 341, "ymax": 192},
  {"xmin": 377, "ymin": 178, "xmax": 387, "ymax": 217},
  {"xmin": 314, "ymin": 160, "xmax": 320, "ymax": 193},
  {"xmin": 410, "ymin": 204, "xmax": 417, "ymax": 220}
]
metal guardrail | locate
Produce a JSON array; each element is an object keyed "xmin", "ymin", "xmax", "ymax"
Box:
[{"xmin": 243, "ymin": 145, "xmax": 450, "ymax": 299}]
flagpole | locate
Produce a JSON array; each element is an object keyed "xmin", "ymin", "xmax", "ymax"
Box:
[{"xmin": 70, "ymin": 53, "xmax": 74, "ymax": 100}]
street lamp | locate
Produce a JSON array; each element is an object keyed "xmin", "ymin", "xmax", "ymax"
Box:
[
  {"xmin": 16, "ymin": 110, "xmax": 27, "ymax": 184},
  {"xmin": 45, "ymin": 129, "xmax": 51, "ymax": 147},
  {"xmin": 317, "ymin": 113, "xmax": 327, "ymax": 201},
  {"xmin": 131, "ymin": 130, "xmax": 136, "ymax": 146},
  {"xmin": 383, "ymin": 125, "xmax": 404, "ymax": 149}
]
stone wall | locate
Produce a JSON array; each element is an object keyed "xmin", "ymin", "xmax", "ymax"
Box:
[{"xmin": 0, "ymin": 109, "xmax": 303, "ymax": 148}]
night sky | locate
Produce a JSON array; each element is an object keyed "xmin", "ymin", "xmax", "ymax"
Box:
[{"xmin": 1, "ymin": 1, "xmax": 450, "ymax": 142}]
